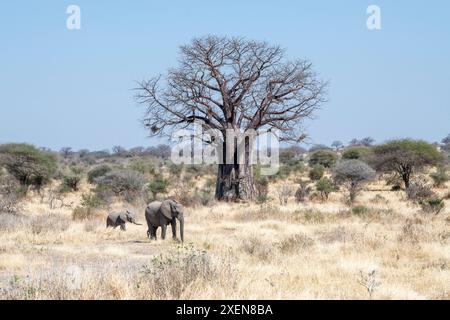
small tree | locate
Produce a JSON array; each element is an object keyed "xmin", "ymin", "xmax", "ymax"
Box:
[
  {"xmin": 308, "ymin": 150, "xmax": 338, "ymax": 168},
  {"xmin": 361, "ymin": 137, "xmax": 375, "ymax": 147},
  {"xmin": 315, "ymin": 178, "xmax": 336, "ymax": 200},
  {"xmin": 148, "ymin": 176, "xmax": 168, "ymax": 200},
  {"xmin": 112, "ymin": 146, "xmax": 128, "ymax": 157},
  {"xmin": 331, "ymin": 141, "xmax": 344, "ymax": 152},
  {"xmin": 334, "ymin": 160, "xmax": 376, "ymax": 204},
  {"xmin": 62, "ymin": 175, "xmax": 82, "ymax": 192},
  {"xmin": 342, "ymin": 147, "xmax": 372, "ymax": 160},
  {"xmin": 370, "ymin": 139, "xmax": 443, "ymax": 189},
  {"xmin": 309, "ymin": 164, "xmax": 325, "ymax": 181},
  {"xmin": 60, "ymin": 147, "xmax": 73, "ymax": 159},
  {"xmin": 0, "ymin": 144, "xmax": 57, "ymax": 191}
]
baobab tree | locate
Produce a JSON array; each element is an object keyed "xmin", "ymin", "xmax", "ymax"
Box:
[{"xmin": 136, "ymin": 36, "xmax": 327, "ymax": 200}]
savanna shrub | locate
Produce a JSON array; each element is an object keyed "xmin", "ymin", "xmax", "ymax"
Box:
[
  {"xmin": 140, "ymin": 245, "xmax": 216, "ymax": 299},
  {"xmin": 342, "ymin": 147, "xmax": 372, "ymax": 160},
  {"xmin": 96, "ymin": 169, "xmax": 145, "ymax": 201},
  {"xmin": 0, "ymin": 144, "xmax": 57, "ymax": 191},
  {"xmin": 31, "ymin": 214, "xmax": 70, "ymax": 234},
  {"xmin": 333, "ymin": 160, "xmax": 376, "ymax": 203},
  {"xmin": 315, "ymin": 178, "xmax": 336, "ymax": 200},
  {"xmin": 87, "ymin": 164, "xmax": 112, "ymax": 184},
  {"xmin": 0, "ymin": 173, "xmax": 24, "ymax": 213},
  {"xmin": 308, "ymin": 150, "xmax": 338, "ymax": 168},
  {"xmin": 309, "ymin": 164, "xmax": 325, "ymax": 181},
  {"xmin": 295, "ymin": 180, "xmax": 311, "ymax": 203},
  {"xmin": 419, "ymin": 198, "xmax": 445, "ymax": 215},
  {"xmin": 405, "ymin": 181, "xmax": 435, "ymax": 201},
  {"xmin": 430, "ymin": 167, "xmax": 449, "ymax": 188},
  {"xmin": 129, "ymin": 159, "xmax": 156, "ymax": 175},
  {"xmin": 148, "ymin": 176, "xmax": 168, "ymax": 200},
  {"xmin": 62, "ymin": 175, "xmax": 82, "ymax": 192}
]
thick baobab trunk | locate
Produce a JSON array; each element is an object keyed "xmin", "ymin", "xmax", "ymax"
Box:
[
  {"xmin": 215, "ymin": 163, "xmax": 255, "ymax": 201},
  {"xmin": 215, "ymin": 139, "xmax": 255, "ymax": 201}
]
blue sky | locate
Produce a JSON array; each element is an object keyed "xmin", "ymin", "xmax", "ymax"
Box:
[{"xmin": 0, "ymin": 1, "xmax": 449, "ymax": 151}]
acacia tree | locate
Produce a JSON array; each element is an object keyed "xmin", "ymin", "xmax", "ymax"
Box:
[
  {"xmin": 136, "ymin": 36, "xmax": 327, "ymax": 200},
  {"xmin": 370, "ymin": 139, "xmax": 443, "ymax": 189}
]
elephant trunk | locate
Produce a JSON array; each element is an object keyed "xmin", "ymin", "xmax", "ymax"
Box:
[{"xmin": 179, "ymin": 217, "xmax": 184, "ymax": 243}]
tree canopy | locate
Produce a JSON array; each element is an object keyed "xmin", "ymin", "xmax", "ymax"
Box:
[{"xmin": 370, "ymin": 139, "xmax": 443, "ymax": 189}]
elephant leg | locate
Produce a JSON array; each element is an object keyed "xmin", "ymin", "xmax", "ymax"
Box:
[
  {"xmin": 161, "ymin": 224, "xmax": 167, "ymax": 240},
  {"xmin": 171, "ymin": 219, "xmax": 177, "ymax": 240},
  {"xmin": 120, "ymin": 223, "xmax": 126, "ymax": 231},
  {"xmin": 149, "ymin": 226, "xmax": 157, "ymax": 240}
]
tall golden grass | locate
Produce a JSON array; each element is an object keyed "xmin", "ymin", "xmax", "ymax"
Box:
[{"xmin": 0, "ymin": 178, "xmax": 449, "ymax": 300}]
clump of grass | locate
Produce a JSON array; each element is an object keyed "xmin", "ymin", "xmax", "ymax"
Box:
[
  {"xmin": 241, "ymin": 237, "xmax": 276, "ymax": 261},
  {"xmin": 397, "ymin": 218, "xmax": 429, "ymax": 244},
  {"xmin": 0, "ymin": 213, "xmax": 29, "ymax": 232},
  {"xmin": 292, "ymin": 209, "xmax": 328, "ymax": 224},
  {"xmin": 318, "ymin": 226, "xmax": 358, "ymax": 244},
  {"xmin": 233, "ymin": 204, "xmax": 284, "ymax": 221},
  {"xmin": 352, "ymin": 205, "xmax": 371, "ymax": 216},
  {"xmin": 278, "ymin": 234, "xmax": 314, "ymax": 254},
  {"xmin": 84, "ymin": 219, "xmax": 100, "ymax": 233},
  {"xmin": 31, "ymin": 214, "xmax": 70, "ymax": 235},
  {"xmin": 139, "ymin": 244, "xmax": 233, "ymax": 299}
]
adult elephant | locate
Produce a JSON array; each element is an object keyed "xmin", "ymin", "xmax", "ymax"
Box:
[{"xmin": 145, "ymin": 199, "xmax": 184, "ymax": 242}]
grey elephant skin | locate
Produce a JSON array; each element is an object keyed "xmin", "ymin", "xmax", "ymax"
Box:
[
  {"xmin": 106, "ymin": 211, "xmax": 142, "ymax": 231},
  {"xmin": 145, "ymin": 199, "xmax": 184, "ymax": 242}
]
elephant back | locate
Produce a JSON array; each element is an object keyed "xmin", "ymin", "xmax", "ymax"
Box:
[{"xmin": 145, "ymin": 201, "xmax": 162, "ymax": 219}]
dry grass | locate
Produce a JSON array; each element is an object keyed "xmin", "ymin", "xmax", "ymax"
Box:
[{"xmin": 0, "ymin": 179, "xmax": 449, "ymax": 300}]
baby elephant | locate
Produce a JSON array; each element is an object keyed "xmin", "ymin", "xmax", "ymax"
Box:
[{"xmin": 106, "ymin": 210, "xmax": 142, "ymax": 231}]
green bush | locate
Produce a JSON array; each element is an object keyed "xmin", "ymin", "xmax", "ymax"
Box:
[
  {"xmin": 308, "ymin": 150, "xmax": 338, "ymax": 168},
  {"xmin": 430, "ymin": 167, "xmax": 449, "ymax": 188},
  {"xmin": 309, "ymin": 165, "xmax": 325, "ymax": 181},
  {"xmin": 351, "ymin": 205, "xmax": 371, "ymax": 216},
  {"xmin": 166, "ymin": 161, "xmax": 184, "ymax": 176},
  {"xmin": 148, "ymin": 176, "xmax": 168, "ymax": 199},
  {"xmin": 315, "ymin": 178, "xmax": 336, "ymax": 200},
  {"xmin": 62, "ymin": 175, "xmax": 82, "ymax": 192},
  {"xmin": 342, "ymin": 147, "xmax": 372, "ymax": 160},
  {"xmin": 96, "ymin": 169, "xmax": 145, "ymax": 202},
  {"xmin": 129, "ymin": 159, "xmax": 156, "ymax": 175},
  {"xmin": 0, "ymin": 144, "xmax": 57, "ymax": 191},
  {"xmin": 80, "ymin": 193, "xmax": 105, "ymax": 208},
  {"xmin": 87, "ymin": 165, "xmax": 112, "ymax": 184}
]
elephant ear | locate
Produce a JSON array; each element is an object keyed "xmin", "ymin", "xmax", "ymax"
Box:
[{"xmin": 160, "ymin": 200, "xmax": 173, "ymax": 220}]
